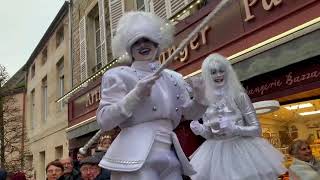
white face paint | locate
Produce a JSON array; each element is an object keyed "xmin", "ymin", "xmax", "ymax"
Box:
[
  {"xmin": 131, "ymin": 38, "xmax": 158, "ymax": 61},
  {"xmin": 210, "ymin": 61, "xmax": 227, "ymax": 88}
]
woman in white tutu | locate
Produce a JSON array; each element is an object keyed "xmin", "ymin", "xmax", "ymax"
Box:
[{"xmin": 189, "ymin": 53, "xmax": 287, "ymax": 180}]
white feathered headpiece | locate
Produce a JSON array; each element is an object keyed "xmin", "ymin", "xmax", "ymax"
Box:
[{"xmin": 112, "ymin": 11, "xmax": 174, "ymax": 63}]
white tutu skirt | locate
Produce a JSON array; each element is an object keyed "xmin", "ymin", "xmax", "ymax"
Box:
[{"xmin": 190, "ymin": 136, "xmax": 287, "ymax": 180}]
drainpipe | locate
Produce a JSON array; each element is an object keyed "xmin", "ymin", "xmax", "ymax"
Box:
[{"xmin": 67, "ymin": 0, "xmax": 73, "ymax": 88}]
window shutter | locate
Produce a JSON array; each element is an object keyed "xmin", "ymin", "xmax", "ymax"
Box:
[
  {"xmin": 109, "ymin": 0, "xmax": 124, "ymax": 37},
  {"xmin": 150, "ymin": 0, "xmax": 168, "ymax": 19},
  {"xmin": 98, "ymin": 0, "xmax": 108, "ymax": 65},
  {"xmin": 79, "ymin": 17, "xmax": 88, "ymax": 82},
  {"xmin": 168, "ymin": 0, "xmax": 190, "ymax": 17}
]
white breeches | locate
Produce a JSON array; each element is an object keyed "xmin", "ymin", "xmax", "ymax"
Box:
[{"xmin": 110, "ymin": 132, "xmax": 183, "ymax": 180}]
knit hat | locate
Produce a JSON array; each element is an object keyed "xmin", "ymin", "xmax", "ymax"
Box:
[{"xmin": 80, "ymin": 151, "xmax": 105, "ymax": 166}]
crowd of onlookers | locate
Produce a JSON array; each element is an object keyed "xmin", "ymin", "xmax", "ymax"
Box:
[
  {"xmin": 45, "ymin": 150, "xmax": 110, "ymax": 180},
  {"xmin": 0, "ymin": 134, "xmax": 112, "ymax": 180},
  {"xmin": 45, "ymin": 135, "xmax": 112, "ymax": 180},
  {"xmin": 1, "ymin": 136, "xmax": 320, "ymax": 180}
]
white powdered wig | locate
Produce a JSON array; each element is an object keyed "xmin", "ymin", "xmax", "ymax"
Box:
[
  {"xmin": 201, "ymin": 53, "xmax": 245, "ymax": 104},
  {"xmin": 112, "ymin": 11, "xmax": 174, "ymax": 63}
]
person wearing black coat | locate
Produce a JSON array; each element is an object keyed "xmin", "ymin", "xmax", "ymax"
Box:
[{"xmin": 0, "ymin": 168, "xmax": 7, "ymax": 180}]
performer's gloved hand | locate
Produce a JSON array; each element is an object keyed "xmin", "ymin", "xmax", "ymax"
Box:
[
  {"xmin": 120, "ymin": 74, "xmax": 160, "ymax": 117},
  {"xmin": 133, "ymin": 74, "xmax": 160, "ymax": 98},
  {"xmin": 217, "ymin": 119, "xmax": 237, "ymax": 136},
  {"xmin": 187, "ymin": 76, "xmax": 207, "ymax": 105},
  {"xmin": 190, "ymin": 120, "xmax": 205, "ymax": 135}
]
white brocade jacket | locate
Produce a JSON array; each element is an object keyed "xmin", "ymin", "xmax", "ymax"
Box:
[{"xmin": 97, "ymin": 61, "xmax": 204, "ymax": 175}]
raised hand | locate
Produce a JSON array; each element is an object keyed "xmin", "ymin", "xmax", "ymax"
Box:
[
  {"xmin": 134, "ymin": 74, "xmax": 160, "ymax": 98},
  {"xmin": 187, "ymin": 76, "xmax": 207, "ymax": 105},
  {"xmin": 190, "ymin": 120, "xmax": 205, "ymax": 135}
]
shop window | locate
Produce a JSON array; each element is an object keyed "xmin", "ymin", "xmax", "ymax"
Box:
[{"xmin": 258, "ymin": 99, "xmax": 320, "ymax": 167}]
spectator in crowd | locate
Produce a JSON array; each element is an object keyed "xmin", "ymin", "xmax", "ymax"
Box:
[
  {"xmin": 46, "ymin": 161, "xmax": 65, "ymax": 180},
  {"xmin": 60, "ymin": 157, "xmax": 80, "ymax": 180},
  {"xmin": 288, "ymin": 139, "xmax": 320, "ymax": 180},
  {"xmin": 96, "ymin": 135, "xmax": 112, "ymax": 151},
  {"xmin": 74, "ymin": 152, "xmax": 87, "ymax": 172},
  {"xmin": 0, "ymin": 168, "xmax": 7, "ymax": 180},
  {"xmin": 9, "ymin": 172, "xmax": 26, "ymax": 180},
  {"xmin": 79, "ymin": 151, "xmax": 110, "ymax": 180},
  {"xmin": 77, "ymin": 152, "xmax": 86, "ymax": 162}
]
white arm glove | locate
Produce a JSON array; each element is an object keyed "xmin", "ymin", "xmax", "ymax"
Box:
[
  {"xmin": 97, "ymin": 73, "xmax": 159, "ymax": 131},
  {"xmin": 187, "ymin": 76, "xmax": 207, "ymax": 105},
  {"xmin": 190, "ymin": 120, "xmax": 212, "ymax": 139},
  {"xmin": 119, "ymin": 74, "xmax": 160, "ymax": 117}
]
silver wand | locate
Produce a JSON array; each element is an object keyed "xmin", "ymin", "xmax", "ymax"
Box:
[
  {"xmin": 154, "ymin": 0, "xmax": 231, "ymax": 75},
  {"xmin": 79, "ymin": 130, "xmax": 104, "ymax": 155}
]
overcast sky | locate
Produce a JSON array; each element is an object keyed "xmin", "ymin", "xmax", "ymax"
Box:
[{"xmin": 0, "ymin": 0, "xmax": 65, "ymax": 77}]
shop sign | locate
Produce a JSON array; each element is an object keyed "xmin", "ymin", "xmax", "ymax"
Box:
[
  {"xmin": 243, "ymin": 0, "xmax": 283, "ymax": 22},
  {"xmin": 86, "ymin": 86, "xmax": 101, "ymax": 107},
  {"xmin": 70, "ymin": 85, "xmax": 101, "ymax": 122},
  {"xmin": 163, "ymin": 0, "xmax": 317, "ymax": 71},
  {"xmin": 244, "ymin": 61, "xmax": 320, "ymax": 98}
]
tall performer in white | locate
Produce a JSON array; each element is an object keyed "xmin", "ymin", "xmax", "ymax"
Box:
[
  {"xmin": 97, "ymin": 11, "xmax": 205, "ymax": 180},
  {"xmin": 189, "ymin": 53, "xmax": 287, "ymax": 180}
]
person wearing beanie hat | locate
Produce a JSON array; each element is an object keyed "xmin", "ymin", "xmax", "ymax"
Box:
[
  {"xmin": 97, "ymin": 11, "xmax": 206, "ymax": 180},
  {"xmin": 79, "ymin": 151, "xmax": 110, "ymax": 180}
]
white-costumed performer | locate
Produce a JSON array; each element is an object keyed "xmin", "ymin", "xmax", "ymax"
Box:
[
  {"xmin": 189, "ymin": 53, "xmax": 287, "ymax": 180},
  {"xmin": 97, "ymin": 11, "xmax": 205, "ymax": 180}
]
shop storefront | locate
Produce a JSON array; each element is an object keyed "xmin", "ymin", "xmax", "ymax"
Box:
[{"xmin": 66, "ymin": 0, "xmax": 320, "ymax": 169}]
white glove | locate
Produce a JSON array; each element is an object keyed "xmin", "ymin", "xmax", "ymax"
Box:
[
  {"xmin": 190, "ymin": 120, "xmax": 205, "ymax": 135},
  {"xmin": 217, "ymin": 120, "xmax": 237, "ymax": 136},
  {"xmin": 187, "ymin": 76, "xmax": 207, "ymax": 105},
  {"xmin": 134, "ymin": 74, "xmax": 160, "ymax": 98},
  {"xmin": 120, "ymin": 74, "xmax": 160, "ymax": 117}
]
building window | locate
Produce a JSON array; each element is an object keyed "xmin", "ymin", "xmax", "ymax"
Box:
[
  {"xmin": 136, "ymin": 0, "xmax": 145, "ymax": 11},
  {"xmin": 42, "ymin": 77, "xmax": 48, "ymax": 122},
  {"xmin": 86, "ymin": 4, "xmax": 104, "ymax": 75},
  {"xmin": 30, "ymin": 63, "xmax": 35, "ymax": 79},
  {"xmin": 42, "ymin": 47, "xmax": 47, "ymax": 65},
  {"xmin": 94, "ymin": 16, "xmax": 102, "ymax": 72},
  {"xmin": 56, "ymin": 26, "xmax": 64, "ymax": 47},
  {"xmin": 39, "ymin": 151, "xmax": 45, "ymax": 180},
  {"xmin": 26, "ymin": 155, "xmax": 33, "ymax": 171},
  {"xmin": 30, "ymin": 89, "xmax": 35, "ymax": 129},
  {"xmin": 55, "ymin": 146, "xmax": 63, "ymax": 159},
  {"xmin": 57, "ymin": 58, "xmax": 65, "ymax": 111}
]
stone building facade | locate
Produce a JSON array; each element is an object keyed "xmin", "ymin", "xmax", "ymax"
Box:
[{"xmin": 24, "ymin": 3, "xmax": 71, "ymax": 180}]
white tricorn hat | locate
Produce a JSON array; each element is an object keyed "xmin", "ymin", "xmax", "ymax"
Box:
[{"xmin": 112, "ymin": 11, "xmax": 174, "ymax": 63}]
